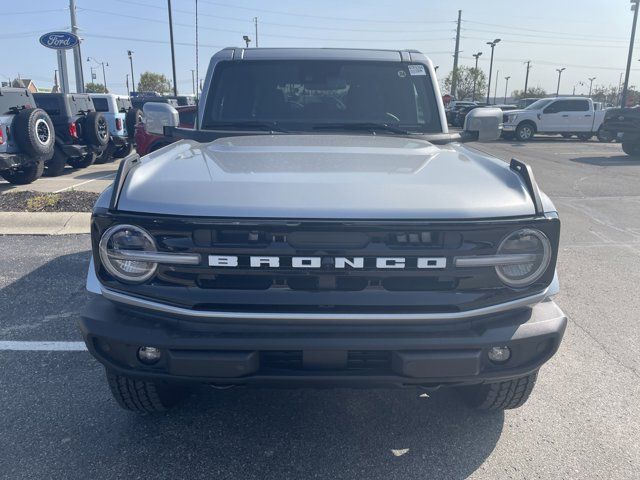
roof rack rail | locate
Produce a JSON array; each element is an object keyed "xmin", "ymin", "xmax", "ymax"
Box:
[{"xmin": 510, "ymin": 158, "xmax": 543, "ymax": 215}]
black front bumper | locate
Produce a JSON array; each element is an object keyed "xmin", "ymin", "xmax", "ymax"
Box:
[{"xmin": 80, "ymin": 295, "xmax": 566, "ymax": 388}]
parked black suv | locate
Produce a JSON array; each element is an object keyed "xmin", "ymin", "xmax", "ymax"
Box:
[
  {"xmin": 601, "ymin": 107, "xmax": 640, "ymax": 156},
  {"xmin": 0, "ymin": 88, "xmax": 55, "ymax": 184},
  {"xmin": 32, "ymin": 93, "xmax": 109, "ymax": 176}
]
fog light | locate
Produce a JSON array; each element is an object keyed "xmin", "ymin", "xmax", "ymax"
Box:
[
  {"xmin": 488, "ymin": 346, "xmax": 511, "ymax": 363},
  {"xmin": 137, "ymin": 346, "xmax": 161, "ymax": 365}
]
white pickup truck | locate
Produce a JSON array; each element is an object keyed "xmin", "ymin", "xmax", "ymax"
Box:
[{"xmin": 502, "ymin": 97, "xmax": 609, "ymax": 141}]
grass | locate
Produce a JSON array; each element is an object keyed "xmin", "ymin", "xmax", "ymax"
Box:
[{"xmin": 25, "ymin": 193, "xmax": 61, "ymax": 212}]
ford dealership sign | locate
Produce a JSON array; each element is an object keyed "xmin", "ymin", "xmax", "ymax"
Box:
[{"xmin": 39, "ymin": 31, "xmax": 79, "ymax": 50}]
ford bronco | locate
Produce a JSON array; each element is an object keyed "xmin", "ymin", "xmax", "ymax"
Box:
[
  {"xmin": 0, "ymin": 88, "xmax": 55, "ymax": 184},
  {"xmin": 80, "ymin": 48, "xmax": 566, "ymax": 414}
]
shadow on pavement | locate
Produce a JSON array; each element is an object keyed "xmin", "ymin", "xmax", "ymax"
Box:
[{"xmin": 570, "ymin": 155, "xmax": 639, "ymax": 166}]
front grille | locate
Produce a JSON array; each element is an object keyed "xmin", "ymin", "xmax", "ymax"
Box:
[
  {"xmin": 260, "ymin": 350, "xmax": 391, "ymax": 373},
  {"xmin": 93, "ymin": 215, "xmax": 560, "ymax": 313}
]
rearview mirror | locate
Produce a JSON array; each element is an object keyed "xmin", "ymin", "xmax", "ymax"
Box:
[
  {"xmin": 463, "ymin": 107, "xmax": 502, "ymax": 141},
  {"xmin": 143, "ymin": 102, "xmax": 179, "ymax": 135}
]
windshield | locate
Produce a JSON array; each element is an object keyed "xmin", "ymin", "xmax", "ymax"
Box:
[
  {"xmin": 525, "ymin": 99, "xmax": 553, "ymax": 110},
  {"xmin": 203, "ymin": 60, "xmax": 442, "ymax": 133}
]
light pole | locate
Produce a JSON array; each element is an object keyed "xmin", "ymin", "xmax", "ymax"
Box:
[
  {"xmin": 472, "ymin": 52, "xmax": 482, "ymax": 101},
  {"xmin": 127, "ymin": 50, "xmax": 136, "ymax": 93},
  {"xmin": 622, "ymin": 0, "xmax": 640, "ymax": 107},
  {"xmin": 191, "ymin": 69, "xmax": 196, "ymax": 95},
  {"xmin": 87, "ymin": 57, "xmax": 109, "ymax": 92},
  {"xmin": 555, "ymin": 67, "xmax": 566, "ymax": 96},
  {"xmin": 588, "ymin": 77, "xmax": 596, "ymax": 97},
  {"xmin": 523, "ymin": 61, "xmax": 531, "ymax": 97},
  {"xmin": 504, "ymin": 75, "xmax": 511, "ymax": 103},
  {"xmin": 243, "ymin": 35, "xmax": 251, "ymax": 48},
  {"xmin": 493, "ymin": 69, "xmax": 499, "ymax": 104},
  {"xmin": 486, "ymin": 39, "xmax": 501, "ymax": 105},
  {"xmin": 125, "ymin": 73, "xmax": 130, "ymax": 96}
]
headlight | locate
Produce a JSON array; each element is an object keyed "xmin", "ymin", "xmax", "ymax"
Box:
[
  {"xmin": 495, "ymin": 228, "xmax": 551, "ymax": 288},
  {"xmin": 99, "ymin": 224, "xmax": 158, "ymax": 283},
  {"xmin": 507, "ymin": 114, "xmax": 518, "ymax": 123}
]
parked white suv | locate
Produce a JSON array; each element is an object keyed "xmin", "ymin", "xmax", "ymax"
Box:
[{"xmin": 503, "ymin": 97, "xmax": 608, "ymax": 141}]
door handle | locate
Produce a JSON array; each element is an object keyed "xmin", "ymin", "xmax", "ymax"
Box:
[
  {"xmin": 584, "ymin": 114, "xmax": 592, "ymax": 117},
  {"xmin": 562, "ymin": 114, "xmax": 569, "ymax": 117}
]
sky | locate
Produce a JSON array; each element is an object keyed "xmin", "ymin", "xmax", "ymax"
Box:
[{"xmin": 1, "ymin": 0, "xmax": 638, "ymax": 99}]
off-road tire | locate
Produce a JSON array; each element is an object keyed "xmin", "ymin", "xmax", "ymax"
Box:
[
  {"xmin": 622, "ymin": 141, "xmax": 640, "ymax": 157},
  {"xmin": 95, "ymin": 143, "xmax": 115, "ymax": 164},
  {"xmin": 44, "ymin": 147, "xmax": 67, "ymax": 177},
  {"xmin": 68, "ymin": 152, "xmax": 96, "ymax": 169},
  {"xmin": 106, "ymin": 371, "xmax": 182, "ymax": 414},
  {"xmin": 597, "ymin": 127, "xmax": 614, "ymax": 143},
  {"xmin": 515, "ymin": 122, "xmax": 535, "ymax": 141},
  {"xmin": 457, "ymin": 371, "xmax": 538, "ymax": 411},
  {"xmin": 125, "ymin": 108, "xmax": 142, "ymax": 140},
  {"xmin": 114, "ymin": 142, "xmax": 133, "ymax": 158},
  {"xmin": 12, "ymin": 108, "xmax": 55, "ymax": 158},
  {"xmin": 82, "ymin": 112, "xmax": 109, "ymax": 147},
  {"xmin": 1, "ymin": 159, "xmax": 45, "ymax": 185}
]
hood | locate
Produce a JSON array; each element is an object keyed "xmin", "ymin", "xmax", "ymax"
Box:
[
  {"xmin": 117, "ymin": 134, "xmax": 536, "ymax": 219},
  {"xmin": 505, "ymin": 109, "xmax": 528, "ymax": 116}
]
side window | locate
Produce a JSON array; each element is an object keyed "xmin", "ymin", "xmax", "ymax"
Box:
[
  {"xmin": 567, "ymin": 99, "xmax": 589, "ymax": 112},
  {"xmin": 544, "ymin": 101, "xmax": 564, "ymax": 113},
  {"xmin": 92, "ymin": 98, "xmax": 109, "ymax": 112},
  {"xmin": 178, "ymin": 109, "xmax": 196, "ymax": 127}
]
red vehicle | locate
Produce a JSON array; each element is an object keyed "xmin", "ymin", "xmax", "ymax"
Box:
[{"xmin": 134, "ymin": 105, "xmax": 197, "ymax": 156}]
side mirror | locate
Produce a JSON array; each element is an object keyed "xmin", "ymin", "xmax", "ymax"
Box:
[
  {"xmin": 143, "ymin": 102, "xmax": 179, "ymax": 135},
  {"xmin": 463, "ymin": 107, "xmax": 502, "ymax": 141}
]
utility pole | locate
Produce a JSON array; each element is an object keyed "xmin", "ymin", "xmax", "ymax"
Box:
[
  {"xmin": 87, "ymin": 57, "xmax": 108, "ymax": 92},
  {"xmin": 451, "ymin": 10, "xmax": 462, "ymax": 97},
  {"xmin": 622, "ymin": 0, "xmax": 640, "ymax": 107},
  {"xmin": 523, "ymin": 61, "xmax": 531, "ymax": 97},
  {"xmin": 191, "ymin": 69, "xmax": 196, "ymax": 95},
  {"xmin": 167, "ymin": 0, "xmax": 178, "ymax": 96},
  {"xmin": 588, "ymin": 77, "xmax": 596, "ymax": 97},
  {"xmin": 254, "ymin": 17, "xmax": 259, "ymax": 48},
  {"xmin": 556, "ymin": 67, "xmax": 566, "ymax": 96},
  {"xmin": 472, "ymin": 52, "xmax": 482, "ymax": 102},
  {"xmin": 127, "ymin": 50, "xmax": 135, "ymax": 93},
  {"xmin": 486, "ymin": 39, "xmax": 500, "ymax": 104},
  {"xmin": 69, "ymin": 0, "xmax": 85, "ymax": 93},
  {"xmin": 493, "ymin": 69, "xmax": 499, "ymax": 104},
  {"xmin": 126, "ymin": 74, "xmax": 130, "ymax": 96},
  {"xmin": 504, "ymin": 75, "xmax": 510, "ymax": 103}
]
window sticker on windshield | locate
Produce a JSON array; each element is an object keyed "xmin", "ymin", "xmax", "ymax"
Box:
[
  {"xmin": 397, "ymin": 70, "xmax": 407, "ymax": 78},
  {"xmin": 408, "ymin": 64, "xmax": 426, "ymax": 76}
]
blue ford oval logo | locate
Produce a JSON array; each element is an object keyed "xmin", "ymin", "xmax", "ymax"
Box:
[{"xmin": 39, "ymin": 31, "xmax": 79, "ymax": 50}]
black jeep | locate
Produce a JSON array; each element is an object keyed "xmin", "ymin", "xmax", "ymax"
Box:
[
  {"xmin": 601, "ymin": 107, "xmax": 640, "ymax": 157},
  {"xmin": 32, "ymin": 93, "xmax": 109, "ymax": 176},
  {"xmin": 0, "ymin": 88, "xmax": 55, "ymax": 184}
]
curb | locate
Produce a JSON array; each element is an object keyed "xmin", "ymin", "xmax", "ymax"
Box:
[{"xmin": 0, "ymin": 212, "xmax": 91, "ymax": 235}]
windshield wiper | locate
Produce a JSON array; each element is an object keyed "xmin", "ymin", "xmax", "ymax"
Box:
[
  {"xmin": 312, "ymin": 122, "xmax": 412, "ymax": 135},
  {"xmin": 207, "ymin": 121, "xmax": 289, "ymax": 133}
]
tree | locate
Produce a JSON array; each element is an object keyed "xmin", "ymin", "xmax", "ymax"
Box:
[
  {"xmin": 443, "ymin": 66, "xmax": 487, "ymax": 101},
  {"xmin": 511, "ymin": 86, "xmax": 547, "ymax": 99},
  {"xmin": 137, "ymin": 72, "xmax": 171, "ymax": 94},
  {"xmin": 85, "ymin": 82, "xmax": 107, "ymax": 93}
]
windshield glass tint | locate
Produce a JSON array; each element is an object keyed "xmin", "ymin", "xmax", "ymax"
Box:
[
  {"xmin": 525, "ymin": 99, "xmax": 553, "ymax": 110},
  {"xmin": 203, "ymin": 60, "xmax": 441, "ymax": 132}
]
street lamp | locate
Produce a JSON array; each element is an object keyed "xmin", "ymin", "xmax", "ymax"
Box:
[
  {"xmin": 127, "ymin": 50, "xmax": 136, "ymax": 93},
  {"xmin": 588, "ymin": 77, "xmax": 596, "ymax": 97},
  {"xmin": 555, "ymin": 67, "xmax": 566, "ymax": 96},
  {"xmin": 504, "ymin": 75, "xmax": 511, "ymax": 104},
  {"xmin": 622, "ymin": 0, "xmax": 640, "ymax": 107},
  {"xmin": 87, "ymin": 57, "xmax": 109, "ymax": 93},
  {"xmin": 486, "ymin": 39, "xmax": 501, "ymax": 104},
  {"xmin": 472, "ymin": 52, "xmax": 482, "ymax": 101},
  {"xmin": 572, "ymin": 81, "xmax": 584, "ymax": 96},
  {"xmin": 243, "ymin": 35, "xmax": 251, "ymax": 48}
]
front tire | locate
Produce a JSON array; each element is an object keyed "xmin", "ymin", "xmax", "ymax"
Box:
[
  {"xmin": 515, "ymin": 122, "xmax": 535, "ymax": 141},
  {"xmin": 106, "ymin": 371, "xmax": 183, "ymax": 414},
  {"xmin": 457, "ymin": 371, "xmax": 538, "ymax": 411},
  {"xmin": 597, "ymin": 127, "xmax": 614, "ymax": 143},
  {"xmin": 622, "ymin": 141, "xmax": 640, "ymax": 157}
]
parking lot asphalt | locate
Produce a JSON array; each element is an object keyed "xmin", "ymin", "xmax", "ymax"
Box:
[
  {"xmin": 0, "ymin": 160, "xmax": 120, "ymax": 195},
  {"xmin": 1, "ymin": 138, "xmax": 639, "ymax": 480}
]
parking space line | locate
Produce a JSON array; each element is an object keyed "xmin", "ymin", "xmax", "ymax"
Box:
[
  {"xmin": 53, "ymin": 173, "xmax": 116, "ymax": 194},
  {"xmin": 0, "ymin": 341, "xmax": 87, "ymax": 351}
]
